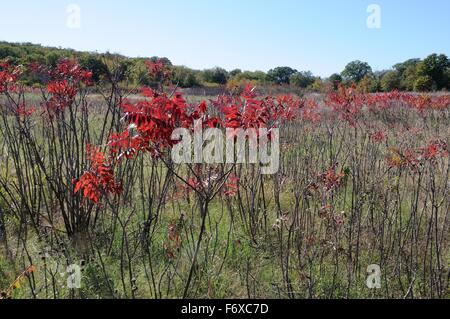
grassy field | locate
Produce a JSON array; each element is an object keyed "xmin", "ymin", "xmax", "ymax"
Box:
[{"xmin": 0, "ymin": 62, "xmax": 449, "ymax": 300}]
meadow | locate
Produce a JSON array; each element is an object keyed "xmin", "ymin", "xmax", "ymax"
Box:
[{"xmin": 0, "ymin": 59, "xmax": 449, "ymax": 299}]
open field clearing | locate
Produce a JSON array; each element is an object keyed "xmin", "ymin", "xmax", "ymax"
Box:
[{"xmin": 1, "ymin": 59, "xmax": 449, "ymax": 300}]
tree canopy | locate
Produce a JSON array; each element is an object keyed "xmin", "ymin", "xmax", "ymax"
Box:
[
  {"xmin": 1, "ymin": 41, "xmax": 449, "ymax": 92},
  {"xmin": 267, "ymin": 67, "xmax": 297, "ymax": 85},
  {"xmin": 341, "ymin": 60, "xmax": 373, "ymax": 83}
]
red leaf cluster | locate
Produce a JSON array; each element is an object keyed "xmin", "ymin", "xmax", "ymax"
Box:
[
  {"xmin": 41, "ymin": 59, "xmax": 92, "ymax": 112},
  {"xmin": 223, "ymin": 175, "xmax": 239, "ymax": 197},
  {"xmin": 319, "ymin": 167, "xmax": 346, "ymax": 192},
  {"xmin": 387, "ymin": 140, "xmax": 448, "ymax": 171},
  {"xmin": 146, "ymin": 59, "xmax": 172, "ymax": 84},
  {"xmin": 370, "ymin": 130, "xmax": 387, "ymax": 143},
  {"xmin": 74, "ymin": 145, "xmax": 121, "ymax": 204},
  {"xmin": 0, "ymin": 62, "xmax": 22, "ymax": 94},
  {"xmin": 325, "ymin": 84, "xmax": 365, "ymax": 125}
]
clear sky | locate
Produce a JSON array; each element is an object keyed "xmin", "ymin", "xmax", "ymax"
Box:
[{"xmin": 1, "ymin": 0, "xmax": 449, "ymax": 77}]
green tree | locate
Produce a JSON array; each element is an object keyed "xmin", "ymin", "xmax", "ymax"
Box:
[
  {"xmin": 394, "ymin": 59, "xmax": 420, "ymax": 75},
  {"xmin": 172, "ymin": 66, "xmax": 200, "ymax": 88},
  {"xmin": 267, "ymin": 66, "xmax": 297, "ymax": 85},
  {"xmin": 445, "ymin": 68, "xmax": 450, "ymax": 90},
  {"xmin": 0, "ymin": 45, "xmax": 22, "ymax": 63},
  {"xmin": 229, "ymin": 69, "xmax": 242, "ymax": 77},
  {"xmin": 79, "ymin": 55, "xmax": 108, "ymax": 83},
  {"xmin": 328, "ymin": 73, "xmax": 343, "ymax": 89},
  {"xmin": 130, "ymin": 59, "xmax": 148, "ymax": 85},
  {"xmin": 102, "ymin": 55, "xmax": 133, "ymax": 83},
  {"xmin": 290, "ymin": 71, "xmax": 315, "ymax": 88},
  {"xmin": 341, "ymin": 60, "xmax": 372, "ymax": 83},
  {"xmin": 45, "ymin": 51, "xmax": 64, "ymax": 67},
  {"xmin": 148, "ymin": 56, "xmax": 172, "ymax": 66},
  {"xmin": 414, "ymin": 75, "xmax": 433, "ymax": 92},
  {"xmin": 401, "ymin": 65, "xmax": 419, "ymax": 91},
  {"xmin": 380, "ymin": 71, "xmax": 401, "ymax": 92},
  {"xmin": 388, "ymin": 58, "xmax": 420, "ymax": 91},
  {"xmin": 236, "ymin": 71, "xmax": 266, "ymax": 82},
  {"xmin": 310, "ymin": 77, "xmax": 324, "ymax": 92},
  {"xmin": 202, "ymin": 67, "xmax": 229, "ymax": 85},
  {"xmin": 416, "ymin": 54, "xmax": 450, "ymax": 90},
  {"xmin": 357, "ymin": 74, "xmax": 379, "ymax": 93}
]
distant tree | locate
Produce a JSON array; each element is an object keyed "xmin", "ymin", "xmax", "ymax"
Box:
[
  {"xmin": 341, "ymin": 60, "xmax": 373, "ymax": 83},
  {"xmin": 202, "ymin": 67, "xmax": 229, "ymax": 85},
  {"xmin": 357, "ymin": 75, "xmax": 379, "ymax": 93},
  {"xmin": 380, "ymin": 70, "xmax": 401, "ymax": 92},
  {"xmin": 101, "ymin": 56, "xmax": 133, "ymax": 83},
  {"xmin": 310, "ymin": 77, "xmax": 325, "ymax": 92},
  {"xmin": 227, "ymin": 70, "xmax": 269, "ymax": 93},
  {"xmin": 414, "ymin": 75, "xmax": 434, "ymax": 92},
  {"xmin": 131, "ymin": 58, "xmax": 166, "ymax": 87},
  {"xmin": 149, "ymin": 56, "xmax": 172, "ymax": 66},
  {"xmin": 1, "ymin": 41, "xmax": 449, "ymax": 92},
  {"xmin": 45, "ymin": 52, "xmax": 64, "ymax": 67},
  {"xmin": 0, "ymin": 45, "xmax": 21, "ymax": 62},
  {"xmin": 328, "ymin": 73, "xmax": 343, "ymax": 89},
  {"xmin": 25, "ymin": 53, "xmax": 46, "ymax": 65},
  {"xmin": 394, "ymin": 59, "xmax": 420, "ymax": 75},
  {"xmin": 79, "ymin": 55, "xmax": 108, "ymax": 83},
  {"xmin": 229, "ymin": 69, "xmax": 242, "ymax": 77},
  {"xmin": 267, "ymin": 66, "xmax": 297, "ymax": 85},
  {"xmin": 172, "ymin": 66, "xmax": 200, "ymax": 88},
  {"xmin": 401, "ymin": 64, "xmax": 419, "ymax": 91},
  {"xmin": 416, "ymin": 54, "xmax": 450, "ymax": 90},
  {"xmin": 233, "ymin": 71, "xmax": 266, "ymax": 83},
  {"xmin": 290, "ymin": 71, "xmax": 315, "ymax": 88},
  {"xmin": 445, "ymin": 68, "xmax": 450, "ymax": 90},
  {"xmin": 129, "ymin": 59, "xmax": 144, "ymax": 84}
]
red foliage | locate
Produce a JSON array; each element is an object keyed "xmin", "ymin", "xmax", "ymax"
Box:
[
  {"xmin": 325, "ymin": 84, "xmax": 365, "ymax": 125},
  {"xmin": 16, "ymin": 102, "xmax": 35, "ymax": 118},
  {"xmin": 165, "ymin": 221, "xmax": 183, "ymax": 260},
  {"xmin": 60, "ymin": 56, "xmax": 448, "ymax": 206},
  {"xmin": 370, "ymin": 130, "xmax": 387, "ymax": 143},
  {"xmin": 46, "ymin": 80, "xmax": 78, "ymax": 111},
  {"xmin": 119, "ymin": 91, "xmax": 196, "ymax": 157},
  {"xmin": 366, "ymin": 91, "xmax": 403, "ymax": 110},
  {"xmin": 223, "ymin": 175, "xmax": 239, "ymax": 197},
  {"xmin": 146, "ymin": 59, "xmax": 171, "ymax": 84},
  {"xmin": 52, "ymin": 59, "xmax": 92, "ymax": 85},
  {"xmin": 387, "ymin": 140, "xmax": 448, "ymax": 171},
  {"xmin": 301, "ymin": 99, "xmax": 321, "ymax": 123},
  {"xmin": 421, "ymin": 140, "xmax": 448, "ymax": 161},
  {"xmin": 74, "ymin": 145, "xmax": 121, "ymax": 204},
  {"xmin": 0, "ymin": 62, "xmax": 22, "ymax": 94},
  {"xmin": 43, "ymin": 60, "xmax": 92, "ymax": 113},
  {"xmin": 218, "ymin": 83, "xmax": 301, "ymax": 138},
  {"xmin": 319, "ymin": 167, "xmax": 346, "ymax": 192}
]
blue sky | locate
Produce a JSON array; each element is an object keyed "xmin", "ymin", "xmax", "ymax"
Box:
[{"xmin": 1, "ymin": 0, "xmax": 449, "ymax": 77}]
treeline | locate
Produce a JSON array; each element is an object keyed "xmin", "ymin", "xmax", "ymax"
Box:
[{"xmin": 1, "ymin": 41, "xmax": 449, "ymax": 92}]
